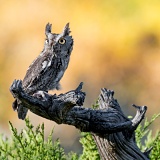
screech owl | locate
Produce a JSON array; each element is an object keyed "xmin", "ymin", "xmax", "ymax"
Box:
[{"xmin": 12, "ymin": 23, "xmax": 74, "ymax": 120}]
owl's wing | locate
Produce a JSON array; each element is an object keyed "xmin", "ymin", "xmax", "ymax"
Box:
[{"xmin": 22, "ymin": 53, "xmax": 54, "ymax": 92}]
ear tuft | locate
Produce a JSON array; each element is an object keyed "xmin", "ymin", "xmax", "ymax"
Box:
[
  {"xmin": 62, "ymin": 23, "xmax": 71, "ymax": 36},
  {"xmin": 45, "ymin": 23, "xmax": 52, "ymax": 36}
]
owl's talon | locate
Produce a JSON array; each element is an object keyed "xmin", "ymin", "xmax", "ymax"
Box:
[
  {"xmin": 10, "ymin": 80, "xmax": 23, "ymax": 97},
  {"xmin": 33, "ymin": 91, "xmax": 50, "ymax": 101}
]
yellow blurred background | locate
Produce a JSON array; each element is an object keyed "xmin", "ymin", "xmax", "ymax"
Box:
[{"xmin": 0, "ymin": 0, "xmax": 160, "ymax": 153}]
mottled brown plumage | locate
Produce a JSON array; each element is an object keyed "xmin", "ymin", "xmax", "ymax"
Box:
[{"xmin": 13, "ymin": 23, "xmax": 74, "ymax": 120}]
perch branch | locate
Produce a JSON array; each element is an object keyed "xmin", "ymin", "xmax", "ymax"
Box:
[{"xmin": 10, "ymin": 79, "xmax": 149, "ymax": 160}]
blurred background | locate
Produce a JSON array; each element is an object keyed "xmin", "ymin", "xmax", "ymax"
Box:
[{"xmin": 0, "ymin": 0, "xmax": 160, "ymax": 154}]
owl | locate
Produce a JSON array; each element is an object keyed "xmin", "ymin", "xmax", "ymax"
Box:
[{"xmin": 12, "ymin": 23, "xmax": 74, "ymax": 120}]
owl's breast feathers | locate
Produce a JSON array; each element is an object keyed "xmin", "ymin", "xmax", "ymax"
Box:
[{"xmin": 22, "ymin": 51, "xmax": 68, "ymax": 93}]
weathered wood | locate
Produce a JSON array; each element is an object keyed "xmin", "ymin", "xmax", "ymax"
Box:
[
  {"xmin": 10, "ymin": 80, "xmax": 150, "ymax": 160},
  {"xmin": 92, "ymin": 88, "xmax": 149, "ymax": 160}
]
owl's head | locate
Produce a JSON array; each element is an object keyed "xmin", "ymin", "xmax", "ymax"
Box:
[{"xmin": 44, "ymin": 23, "xmax": 73, "ymax": 57}]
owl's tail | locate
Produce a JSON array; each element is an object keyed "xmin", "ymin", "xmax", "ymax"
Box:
[{"xmin": 12, "ymin": 99, "xmax": 28, "ymax": 120}]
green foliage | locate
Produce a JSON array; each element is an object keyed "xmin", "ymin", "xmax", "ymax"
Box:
[
  {"xmin": 0, "ymin": 118, "xmax": 66, "ymax": 160},
  {"xmin": 66, "ymin": 152, "xmax": 79, "ymax": 160},
  {"xmin": 135, "ymin": 113, "xmax": 160, "ymax": 160},
  {"xmin": 150, "ymin": 131, "xmax": 160, "ymax": 160},
  {"xmin": 79, "ymin": 132, "xmax": 100, "ymax": 160}
]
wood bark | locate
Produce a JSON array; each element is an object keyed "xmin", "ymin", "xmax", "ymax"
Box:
[{"xmin": 10, "ymin": 80, "xmax": 151, "ymax": 160}]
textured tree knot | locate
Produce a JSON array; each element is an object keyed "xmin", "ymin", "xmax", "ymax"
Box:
[{"xmin": 98, "ymin": 88, "xmax": 122, "ymax": 112}]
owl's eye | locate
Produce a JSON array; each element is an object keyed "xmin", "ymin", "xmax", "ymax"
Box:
[
  {"xmin": 45, "ymin": 39, "xmax": 49, "ymax": 43},
  {"xmin": 58, "ymin": 38, "xmax": 66, "ymax": 44}
]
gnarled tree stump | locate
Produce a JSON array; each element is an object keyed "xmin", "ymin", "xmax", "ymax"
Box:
[{"xmin": 10, "ymin": 80, "xmax": 151, "ymax": 160}]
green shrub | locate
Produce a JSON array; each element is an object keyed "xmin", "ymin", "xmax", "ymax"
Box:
[
  {"xmin": 79, "ymin": 132, "xmax": 100, "ymax": 160},
  {"xmin": 135, "ymin": 113, "xmax": 160, "ymax": 160},
  {"xmin": 0, "ymin": 118, "xmax": 66, "ymax": 160}
]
